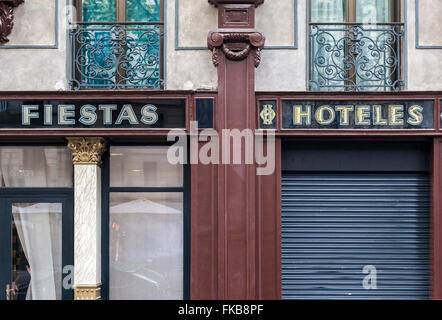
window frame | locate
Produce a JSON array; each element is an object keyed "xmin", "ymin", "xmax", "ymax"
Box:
[
  {"xmin": 100, "ymin": 143, "xmax": 190, "ymax": 300},
  {"xmin": 308, "ymin": 0, "xmax": 401, "ymax": 24},
  {"xmin": 75, "ymin": 0, "xmax": 165, "ymax": 24},
  {"xmin": 71, "ymin": 0, "xmax": 166, "ymax": 90},
  {"xmin": 308, "ymin": 0, "xmax": 404, "ymax": 91},
  {"xmin": 0, "ymin": 143, "xmax": 74, "ymax": 300}
]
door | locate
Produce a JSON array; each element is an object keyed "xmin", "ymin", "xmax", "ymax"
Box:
[{"xmin": 0, "ymin": 190, "xmax": 73, "ymax": 300}]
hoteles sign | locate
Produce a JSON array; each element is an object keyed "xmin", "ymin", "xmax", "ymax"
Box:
[
  {"xmin": 0, "ymin": 99, "xmax": 186, "ymax": 129},
  {"xmin": 280, "ymin": 100, "xmax": 434, "ymax": 130}
]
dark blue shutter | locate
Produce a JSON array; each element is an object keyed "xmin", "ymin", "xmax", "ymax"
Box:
[{"xmin": 281, "ymin": 173, "xmax": 430, "ymax": 300}]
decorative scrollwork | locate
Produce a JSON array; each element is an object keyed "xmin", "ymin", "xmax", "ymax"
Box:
[
  {"xmin": 207, "ymin": 30, "xmax": 265, "ymax": 67},
  {"xmin": 309, "ymin": 23, "xmax": 404, "ymax": 91},
  {"xmin": 69, "ymin": 23, "xmax": 164, "ymax": 90},
  {"xmin": 0, "ymin": 0, "xmax": 24, "ymax": 44}
]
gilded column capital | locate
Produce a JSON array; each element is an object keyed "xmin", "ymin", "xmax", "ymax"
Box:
[
  {"xmin": 74, "ymin": 284, "xmax": 101, "ymax": 300},
  {"xmin": 67, "ymin": 137, "xmax": 107, "ymax": 166},
  {"xmin": 208, "ymin": 29, "xmax": 265, "ymax": 67}
]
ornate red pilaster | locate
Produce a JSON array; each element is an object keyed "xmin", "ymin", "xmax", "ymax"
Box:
[
  {"xmin": 208, "ymin": 30, "xmax": 265, "ymax": 67},
  {"xmin": 0, "ymin": 0, "xmax": 24, "ymax": 43},
  {"xmin": 191, "ymin": 0, "xmax": 266, "ymax": 300}
]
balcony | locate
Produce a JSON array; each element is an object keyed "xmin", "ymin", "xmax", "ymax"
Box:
[
  {"xmin": 308, "ymin": 23, "xmax": 405, "ymax": 91},
  {"xmin": 69, "ymin": 22, "xmax": 164, "ymax": 90}
]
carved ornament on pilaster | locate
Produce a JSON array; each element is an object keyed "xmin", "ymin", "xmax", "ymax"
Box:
[
  {"xmin": 67, "ymin": 137, "xmax": 107, "ymax": 166},
  {"xmin": 0, "ymin": 0, "xmax": 24, "ymax": 44},
  {"xmin": 208, "ymin": 30, "xmax": 265, "ymax": 67}
]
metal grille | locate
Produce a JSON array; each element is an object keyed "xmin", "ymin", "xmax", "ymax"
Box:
[
  {"xmin": 69, "ymin": 23, "xmax": 164, "ymax": 90},
  {"xmin": 282, "ymin": 173, "xmax": 430, "ymax": 299},
  {"xmin": 309, "ymin": 23, "xmax": 405, "ymax": 91}
]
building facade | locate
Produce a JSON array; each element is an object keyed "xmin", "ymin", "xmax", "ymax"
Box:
[{"xmin": 0, "ymin": 0, "xmax": 441, "ymax": 300}]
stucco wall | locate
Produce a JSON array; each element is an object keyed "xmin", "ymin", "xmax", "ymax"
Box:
[
  {"xmin": 407, "ymin": 0, "xmax": 442, "ymax": 90},
  {"xmin": 0, "ymin": 0, "xmax": 441, "ymax": 92},
  {"xmin": 256, "ymin": 0, "xmax": 306, "ymax": 91},
  {"xmin": 0, "ymin": 0, "xmax": 67, "ymax": 91},
  {"xmin": 169, "ymin": 0, "xmax": 304, "ymax": 91},
  {"xmin": 166, "ymin": 0, "xmax": 217, "ymax": 90}
]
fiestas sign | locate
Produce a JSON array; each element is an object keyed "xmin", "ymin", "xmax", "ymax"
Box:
[{"xmin": 0, "ymin": 99, "xmax": 186, "ymax": 129}]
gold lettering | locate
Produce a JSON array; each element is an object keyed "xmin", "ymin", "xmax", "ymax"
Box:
[
  {"xmin": 293, "ymin": 105, "xmax": 311, "ymax": 125},
  {"xmin": 372, "ymin": 105, "xmax": 387, "ymax": 125},
  {"xmin": 315, "ymin": 106, "xmax": 335, "ymax": 125},
  {"xmin": 389, "ymin": 105, "xmax": 404, "ymax": 125},
  {"xmin": 335, "ymin": 105, "xmax": 354, "ymax": 126},
  {"xmin": 407, "ymin": 105, "xmax": 424, "ymax": 126},
  {"xmin": 356, "ymin": 105, "xmax": 371, "ymax": 125}
]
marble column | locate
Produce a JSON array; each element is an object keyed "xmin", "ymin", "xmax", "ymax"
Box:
[{"xmin": 67, "ymin": 137, "xmax": 107, "ymax": 300}]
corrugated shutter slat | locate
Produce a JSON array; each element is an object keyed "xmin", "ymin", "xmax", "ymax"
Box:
[{"xmin": 281, "ymin": 173, "xmax": 430, "ymax": 300}]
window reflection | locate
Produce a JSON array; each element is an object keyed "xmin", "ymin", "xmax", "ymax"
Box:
[
  {"xmin": 110, "ymin": 146, "xmax": 183, "ymax": 187},
  {"xmin": 109, "ymin": 192, "xmax": 183, "ymax": 300},
  {"xmin": 0, "ymin": 147, "xmax": 73, "ymax": 188}
]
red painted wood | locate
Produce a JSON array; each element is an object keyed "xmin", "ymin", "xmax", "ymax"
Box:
[
  {"xmin": 257, "ymin": 138, "xmax": 282, "ymax": 299},
  {"xmin": 431, "ymin": 139, "xmax": 442, "ymax": 299},
  {"xmin": 214, "ymin": 50, "xmax": 258, "ymax": 299},
  {"xmin": 190, "ymin": 144, "xmax": 218, "ymax": 299},
  {"xmin": 207, "ymin": 1, "xmax": 262, "ymax": 297}
]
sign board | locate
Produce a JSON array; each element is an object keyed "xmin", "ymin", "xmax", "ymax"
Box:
[
  {"xmin": 0, "ymin": 99, "xmax": 186, "ymax": 129},
  {"xmin": 281, "ymin": 100, "xmax": 434, "ymax": 130}
]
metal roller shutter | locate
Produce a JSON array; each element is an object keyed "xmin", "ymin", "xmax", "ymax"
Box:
[{"xmin": 281, "ymin": 173, "xmax": 430, "ymax": 300}]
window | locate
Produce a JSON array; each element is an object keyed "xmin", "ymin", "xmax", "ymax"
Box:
[
  {"xmin": 103, "ymin": 146, "xmax": 189, "ymax": 300},
  {"xmin": 70, "ymin": 0, "xmax": 164, "ymax": 90},
  {"xmin": 308, "ymin": 0, "xmax": 404, "ymax": 91},
  {"xmin": 0, "ymin": 146, "xmax": 74, "ymax": 300}
]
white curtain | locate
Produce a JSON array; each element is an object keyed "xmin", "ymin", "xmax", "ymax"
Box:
[
  {"xmin": 356, "ymin": 0, "xmax": 390, "ymax": 23},
  {"xmin": 0, "ymin": 147, "xmax": 63, "ymax": 300},
  {"xmin": 311, "ymin": 0, "xmax": 345, "ymax": 23}
]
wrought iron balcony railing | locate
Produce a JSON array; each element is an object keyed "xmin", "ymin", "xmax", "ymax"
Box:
[
  {"xmin": 308, "ymin": 23, "xmax": 405, "ymax": 91},
  {"xmin": 69, "ymin": 22, "xmax": 164, "ymax": 90}
]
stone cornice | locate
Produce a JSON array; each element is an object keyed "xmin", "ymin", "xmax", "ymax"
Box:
[
  {"xmin": 208, "ymin": 29, "xmax": 265, "ymax": 67},
  {"xmin": 0, "ymin": 0, "xmax": 24, "ymax": 44},
  {"xmin": 208, "ymin": 0, "xmax": 264, "ymax": 7}
]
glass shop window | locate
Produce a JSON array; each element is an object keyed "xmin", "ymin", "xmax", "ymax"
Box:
[
  {"xmin": 71, "ymin": 0, "xmax": 164, "ymax": 90},
  {"xmin": 309, "ymin": 0, "xmax": 404, "ymax": 91},
  {"xmin": 0, "ymin": 146, "xmax": 73, "ymax": 188},
  {"xmin": 0, "ymin": 146, "xmax": 73, "ymax": 300},
  {"xmin": 108, "ymin": 146, "xmax": 186, "ymax": 300}
]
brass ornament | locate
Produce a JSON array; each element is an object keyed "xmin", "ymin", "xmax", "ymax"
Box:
[
  {"xmin": 260, "ymin": 104, "xmax": 276, "ymax": 125},
  {"xmin": 74, "ymin": 284, "xmax": 101, "ymax": 300},
  {"xmin": 67, "ymin": 137, "xmax": 107, "ymax": 166}
]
